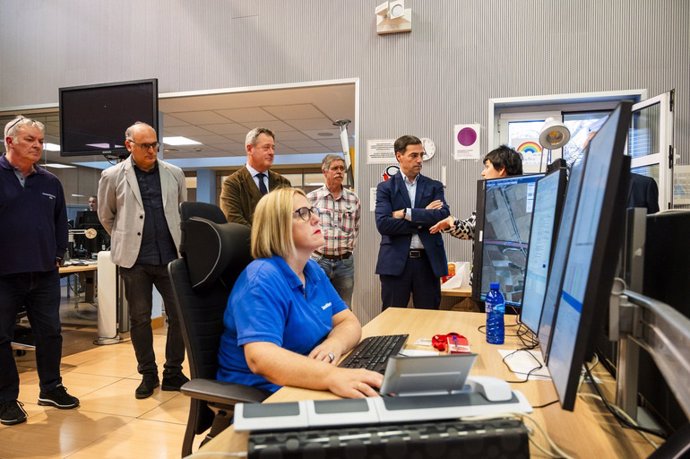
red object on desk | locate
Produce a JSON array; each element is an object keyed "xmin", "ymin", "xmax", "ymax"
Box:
[{"xmin": 432, "ymin": 332, "xmax": 471, "ymax": 354}]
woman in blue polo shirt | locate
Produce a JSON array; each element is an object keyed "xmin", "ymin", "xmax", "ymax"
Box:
[{"xmin": 217, "ymin": 188, "xmax": 382, "ymax": 398}]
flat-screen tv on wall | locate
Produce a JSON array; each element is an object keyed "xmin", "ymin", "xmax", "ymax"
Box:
[{"xmin": 59, "ymin": 78, "xmax": 158, "ymax": 157}]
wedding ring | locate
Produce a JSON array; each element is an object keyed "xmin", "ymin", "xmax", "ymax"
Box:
[{"xmin": 328, "ymin": 352, "xmax": 335, "ymax": 363}]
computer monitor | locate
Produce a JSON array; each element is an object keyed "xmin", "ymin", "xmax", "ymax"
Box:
[
  {"xmin": 472, "ymin": 174, "xmax": 544, "ymax": 307},
  {"xmin": 519, "ymin": 168, "xmax": 567, "ymax": 334},
  {"xmin": 537, "ymin": 153, "xmax": 587, "ymax": 360},
  {"xmin": 546, "ymin": 102, "xmax": 633, "ymax": 411},
  {"xmin": 59, "ymin": 78, "xmax": 158, "ymax": 158},
  {"xmin": 73, "ymin": 211, "xmax": 108, "ymax": 257},
  {"xmin": 76, "ymin": 210, "xmax": 101, "ymax": 227}
]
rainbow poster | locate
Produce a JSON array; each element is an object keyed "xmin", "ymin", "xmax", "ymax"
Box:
[{"xmin": 517, "ymin": 141, "xmax": 542, "ymax": 155}]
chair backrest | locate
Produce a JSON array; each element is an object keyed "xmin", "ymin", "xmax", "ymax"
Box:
[
  {"xmin": 170, "ymin": 215, "xmax": 252, "ymax": 381},
  {"xmin": 178, "ymin": 201, "xmax": 228, "ymax": 256}
]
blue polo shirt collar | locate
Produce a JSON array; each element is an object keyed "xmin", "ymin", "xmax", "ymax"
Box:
[{"xmin": 270, "ymin": 255, "xmax": 319, "ymax": 295}]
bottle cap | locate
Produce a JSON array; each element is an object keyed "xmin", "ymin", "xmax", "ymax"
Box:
[{"xmin": 490, "ymin": 282, "xmax": 500, "ymax": 290}]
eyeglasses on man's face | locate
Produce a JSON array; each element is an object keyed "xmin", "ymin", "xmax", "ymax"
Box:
[
  {"xmin": 129, "ymin": 140, "xmax": 159, "ymax": 150},
  {"xmin": 293, "ymin": 206, "xmax": 319, "ymax": 222}
]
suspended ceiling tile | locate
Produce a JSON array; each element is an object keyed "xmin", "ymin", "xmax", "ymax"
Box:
[
  {"xmin": 264, "ymin": 104, "xmax": 324, "ymax": 120},
  {"xmin": 287, "ymin": 118, "xmax": 339, "ymax": 130},
  {"xmin": 216, "ymin": 107, "xmax": 277, "ymax": 122}
]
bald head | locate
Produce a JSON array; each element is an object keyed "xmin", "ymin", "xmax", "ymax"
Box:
[{"xmin": 125, "ymin": 122, "xmax": 159, "ymax": 171}]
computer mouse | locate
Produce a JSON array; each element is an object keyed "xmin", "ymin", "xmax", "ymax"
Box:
[{"xmin": 465, "ymin": 375, "xmax": 512, "ymax": 402}]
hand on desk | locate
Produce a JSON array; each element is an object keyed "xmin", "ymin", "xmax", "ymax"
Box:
[
  {"xmin": 324, "ymin": 367, "xmax": 383, "ymax": 399},
  {"xmin": 309, "ymin": 341, "xmax": 342, "ymax": 365}
]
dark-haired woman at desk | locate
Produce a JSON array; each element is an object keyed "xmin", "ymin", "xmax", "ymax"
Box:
[
  {"xmin": 430, "ymin": 145, "xmax": 523, "ymax": 237},
  {"xmin": 217, "ymin": 188, "xmax": 382, "ymax": 398}
]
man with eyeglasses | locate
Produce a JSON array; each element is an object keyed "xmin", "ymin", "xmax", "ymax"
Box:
[
  {"xmin": 220, "ymin": 127, "xmax": 291, "ymax": 227},
  {"xmin": 97, "ymin": 121, "xmax": 189, "ymax": 399},
  {"xmin": 375, "ymin": 135, "xmax": 450, "ymax": 310},
  {"xmin": 307, "ymin": 154, "xmax": 360, "ymax": 308},
  {"xmin": 0, "ymin": 116, "xmax": 79, "ymax": 426}
]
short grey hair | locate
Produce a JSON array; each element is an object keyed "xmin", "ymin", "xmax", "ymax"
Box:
[
  {"xmin": 245, "ymin": 127, "xmax": 275, "ymax": 147},
  {"xmin": 321, "ymin": 154, "xmax": 346, "ymax": 172},
  {"xmin": 4, "ymin": 116, "xmax": 45, "ymax": 151},
  {"xmin": 125, "ymin": 121, "xmax": 156, "ymax": 140}
]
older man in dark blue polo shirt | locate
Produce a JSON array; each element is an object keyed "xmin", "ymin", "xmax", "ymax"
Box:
[{"xmin": 0, "ymin": 116, "xmax": 79, "ymax": 426}]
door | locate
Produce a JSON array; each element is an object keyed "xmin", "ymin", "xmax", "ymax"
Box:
[{"xmin": 629, "ymin": 91, "xmax": 674, "ymax": 210}]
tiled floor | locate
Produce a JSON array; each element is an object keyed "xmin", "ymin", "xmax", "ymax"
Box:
[{"xmin": 2, "ymin": 289, "xmax": 201, "ymax": 458}]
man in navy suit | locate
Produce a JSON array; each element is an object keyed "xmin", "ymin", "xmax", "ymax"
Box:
[{"xmin": 375, "ymin": 135, "xmax": 450, "ymax": 310}]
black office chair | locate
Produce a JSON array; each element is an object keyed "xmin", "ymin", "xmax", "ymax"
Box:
[{"xmin": 168, "ymin": 202, "xmax": 268, "ymax": 456}]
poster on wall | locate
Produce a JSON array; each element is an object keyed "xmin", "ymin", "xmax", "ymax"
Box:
[
  {"xmin": 453, "ymin": 124, "xmax": 480, "ymax": 160},
  {"xmin": 515, "ymin": 139, "xmax": 547, "ymax": 173},
  {"xmin": 367, "ymin": 139, "xmax": 396, "ymax": 164}
]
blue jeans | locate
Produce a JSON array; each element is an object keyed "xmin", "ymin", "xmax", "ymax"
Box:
[
  {"xmin": 315, "ymin": 256, "xmax": 354, "ymax": 308},
  {"xmin": 119, "ymin": 264, "xmax": 185, "ymax": 378},
  {"xmin": 0, "ymin": 270, "xmax": 62, "ymax": 402}
]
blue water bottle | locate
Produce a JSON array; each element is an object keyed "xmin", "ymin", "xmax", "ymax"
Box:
[{"xmin": 485, "ymin": 282, "xmax": 505, "ymax": 344}]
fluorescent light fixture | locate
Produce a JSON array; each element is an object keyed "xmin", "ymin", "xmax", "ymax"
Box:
[
  {"xmin": 305, "ymin": 181, "xmax": 325, "ymax": 187},
  {"xmin": 43, "ymin": 163, "xmax": 76, "ymax": 169},
  {"xmin": 163, "ymin": 136, "xmax": 201, "ymax": 146},
  {"xmin": 44, "ymin": 143, "xmax": 61, "ymax": 151},
  {"xmin": 71, "ymin": 193, "xmax": 86, "ymax": 197}
]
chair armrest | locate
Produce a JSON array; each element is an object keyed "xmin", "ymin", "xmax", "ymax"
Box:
[{"xmin": 181, "ymin": 378, "xmax": 269, "ymax": 406}]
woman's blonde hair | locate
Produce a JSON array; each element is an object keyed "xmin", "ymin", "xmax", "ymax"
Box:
[{"xmin": 251, "ymin": 187, "xmax": 306, "ymax": 259}]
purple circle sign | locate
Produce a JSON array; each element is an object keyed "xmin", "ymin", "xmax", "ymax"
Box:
[{"xmin": 457, "ymin": 127, "xmax": 477, "ymax": 146}]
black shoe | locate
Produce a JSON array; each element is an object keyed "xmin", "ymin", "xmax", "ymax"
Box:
[
  {"xmin": 37, "ymin": 385, "xmax": 80, "ymax": 409},
  {"xmin": 0, "ymin": 400, "xmax": 28, "ymax": 425},
  {"xmin": 161, "ymin": 373, "xmax": 190, "ymax": 391},
  {"xmin": 135, "ymin": 375, "xmax": 160, "ymax": 399}
]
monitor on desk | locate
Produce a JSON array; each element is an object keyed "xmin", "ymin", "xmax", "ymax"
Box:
[
  {"xmin": 546, "ymin": 102, "xmax": 633, "ymax": 411},
  {"xmin": 537, "ymin": 151, "xmax": 587, "ymax": 360},
  {"xmin": 75, "ymin": 210, "xmax": 101, "ymax": 227},
  {"xmin": 472, "ymin": 173, "xmax": 544, "ymax": 307},
  {"xmin": 73, "ymin": 211, "xmax": 109, "ymax": 257},
  {"xmin": 519, "ymin": 167, "xmax": 567, "ymax": 335}
]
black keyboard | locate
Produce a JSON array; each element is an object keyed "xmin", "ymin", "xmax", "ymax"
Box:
[
  {"xmin": 338, "ymin": 334, "xmax": 408, "ymax": 374},
  {"xmin": 248, "ymin": 418, "xmax": 529, "ymax": 459}
]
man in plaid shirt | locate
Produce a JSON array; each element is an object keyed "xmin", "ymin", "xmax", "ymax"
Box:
[{"xmin": 307, "ymin": 154, "xmax": 360, "ymax": 307}]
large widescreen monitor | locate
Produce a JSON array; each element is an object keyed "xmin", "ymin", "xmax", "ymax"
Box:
[
  {"xmin": 546, "ymin": 102, "xmax": 633, "ymax": 411},
  {"xmin": 537, "ymin": 153, "xmax": 587, "ymax": 360},
  {"xmin": 472, "ymin": 174, "xmax": 544, "ymax": 307},
  {"xmin": 519, "ymin": 168, "xmax": 567, "ymax": 334},
  {"xmin": 59, "ymin": 79, "xmax": 158, "ymax": 157}
]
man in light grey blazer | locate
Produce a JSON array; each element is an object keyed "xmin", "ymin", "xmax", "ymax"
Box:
[{"xmin": 98, "ymin": 122, "xmax": 188, "ymax": 399}]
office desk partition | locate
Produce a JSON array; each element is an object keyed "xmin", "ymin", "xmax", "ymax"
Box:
[{"xmin": 194, "ymin": 308, "xmax": 655, "ymax": 458}]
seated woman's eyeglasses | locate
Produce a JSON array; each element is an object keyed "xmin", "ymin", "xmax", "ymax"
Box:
[{"xmin": 293, "ymin": 206, "xmax": 319, "ymax": 221}]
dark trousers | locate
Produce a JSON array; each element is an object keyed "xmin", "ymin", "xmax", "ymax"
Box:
[
  {"xmin": 0, "ymin": 270, "xmax": 62, "ymax": 402},
  {"xmin": 380, "ymin": 253, "xmax": 441, "ymax": 310},
  {"xmin": 119, "ymin": 264, "xmax": 185, "ymax": 378}
]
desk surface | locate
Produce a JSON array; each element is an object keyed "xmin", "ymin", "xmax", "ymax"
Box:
[
  {"xmin": 440, "ymin": 285, "xmax": 472, "ymax": 297},
  {"xmin": 195, "ymin": 308, "xmax": 655, "ymax": 458},
  {"xmin": 59, "ymin": 263, "xmax": 98, "ymax": 275}
]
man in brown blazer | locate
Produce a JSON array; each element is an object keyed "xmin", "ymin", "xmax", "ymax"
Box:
[{"xmin": 220, "ymin": 127, "xmax": 291, "ymax": 226}]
